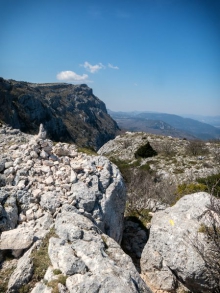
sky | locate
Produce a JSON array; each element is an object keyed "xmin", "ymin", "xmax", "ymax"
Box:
[{"xmin": 0, "ymin": 0, "xmax": 220, "ymax": 116}]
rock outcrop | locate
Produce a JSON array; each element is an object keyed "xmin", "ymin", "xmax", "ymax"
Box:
[
  {"xmin": 98, "ymin": 132, "xmax": 220, "ymax": 183},
  {"xmin": 140, "ymin": 192, "xmax": 220, "ymax": 293},
  {"xmin": 0, "ymin": 123, "xmax": 153, "ymax": 292},
  {"xmin": 0, "ymin": 77, "xmax": 119, "ymax": 150}
]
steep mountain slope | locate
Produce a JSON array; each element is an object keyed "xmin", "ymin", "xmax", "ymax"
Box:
[
  {"xmin": 0, "ymin": 78, "xmax": 119, "ymax": 150},
  {"xmin": 109, "ymin": 110, "xmax": 220, "ymax": 140}
]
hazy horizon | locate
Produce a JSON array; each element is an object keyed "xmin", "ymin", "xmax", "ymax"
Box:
[{"xmin": 1, "ymin": 0, "xmax": 219, "ymax": 116}]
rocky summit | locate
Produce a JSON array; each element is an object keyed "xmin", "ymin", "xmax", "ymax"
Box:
[
  {"xmin": 0, "ymin": 122, "xmax": 219, "ymax": 293},
  {"xmin": 0, "ymin": 77, "xmax": 119, "ymax": 150},
  {"xmin": 0, "ymin": 123, "xmax": 152, "ymax": 293}
]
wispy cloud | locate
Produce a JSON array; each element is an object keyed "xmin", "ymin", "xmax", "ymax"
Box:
[
  {"xmin": 81, "ymin": 61, "xmax": 105, "ymax": 73},
  {"xmin": 56, "ymin": 71, "xmax": 89, "ymax": 82},
  {"xmin": 108, "ymin": 63, "xmax": 119, "ymax": 70}
]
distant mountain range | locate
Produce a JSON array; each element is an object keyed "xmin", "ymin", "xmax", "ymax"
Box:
[
  {"xmin": 181, "ymin": 114, "xmax": 220, "ymax": 128},
  {"xmin": 108, "ymin": 110, "xmax": 220, "ymax": 140}
]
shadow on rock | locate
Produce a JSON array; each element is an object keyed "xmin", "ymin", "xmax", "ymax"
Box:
[{"xmin": 121, "ymin": 216, "xmax": 149, "ymax": 273}]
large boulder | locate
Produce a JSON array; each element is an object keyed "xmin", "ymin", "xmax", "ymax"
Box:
[
  {"xmin": 141, "ymin": 192, "xmax": 220, "ymax": 292},
  {"xmin": 48, "ymin": 206, "xmax": 152, "ymax": 293}
]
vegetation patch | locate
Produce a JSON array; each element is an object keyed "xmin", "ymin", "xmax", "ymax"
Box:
[
  {"xmin": 47, "ymin": 275, "xmax": 67, "ymax": 293},
  {"xmin": 19, "ymin": 228, "xmax": 59, "ymax": 292},
  {"xmin": 0, "ymin": 266, "xmax": 16, "ymax": 292},
  {"xmin": 135, "ymin": 142, "xmax": 157, "ymax": 159},
  {"xmin": 197, "ymin": 173, "xmax": 220, "ymax": 198},
  {"xmin": 53, "ymin": 269, "xmax": 62, "ymax": 275},
  {"xmin": 77, "ymin": 147, "xmax": 97, "ymax": 155},
  {"xmin": 174, "ymin": 173, "xmax": 220, "ymax": 201},
  {"xmin": 125, "ymin": 209, "xmax": 152, "ymax": 227},
  {"xmin": 175, "ymin": 183, "xmax": 207, "ymax": 202}
]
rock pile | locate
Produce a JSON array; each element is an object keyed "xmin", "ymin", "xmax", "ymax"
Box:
[{"xmin": 0, "ymin": 123, "xmax": 152, "ymax": 292}]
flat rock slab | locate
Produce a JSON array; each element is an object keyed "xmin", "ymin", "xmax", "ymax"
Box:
[{"xmin": 0, "ymin": 228, "xmax": 34, "ymax": 250}]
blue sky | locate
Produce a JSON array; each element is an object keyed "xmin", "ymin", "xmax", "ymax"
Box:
[{"xmin": 0, "ymin": 0, "xmax": 220, "ymax": 116}]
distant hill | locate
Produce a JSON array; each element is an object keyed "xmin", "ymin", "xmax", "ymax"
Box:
[
  {"xmin": 181, "ymin": 114, "xmax": 220, "ymax": 129},
  {"xmin": 108, "ymin": 110, "xmax": 220, "ymax": 140}
]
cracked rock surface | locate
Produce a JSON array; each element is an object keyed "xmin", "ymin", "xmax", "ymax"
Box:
[{"xmin": 0, "ymin": 123, "xmax": 152, "ymax": 293}]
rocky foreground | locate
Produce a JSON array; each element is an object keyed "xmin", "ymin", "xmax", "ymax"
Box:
[
  {"xmin": 0, "ymin": 123, "xmax": 219, "ymax": 293},
  {"xmin": 0, "ymin": 123, "xmax": 151, "ymax": 293}
]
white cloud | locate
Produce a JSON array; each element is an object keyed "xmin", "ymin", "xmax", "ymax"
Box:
[
  {"xmin": 56, "ymin": 71, "xmax": 88, "ymax": 82},
  {"xmin": 81, "ymin": 61, "xmax": 105, "ymax": 73},
  {"xmin": 108, "ymin": 63, "xmax": 119, "ymax": 70}
]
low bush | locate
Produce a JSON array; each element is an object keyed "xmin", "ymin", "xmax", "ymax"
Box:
[
  {"xmin": 197, "ymin": 173, "xmax": 220, "ymax": 198},
  {"xmin": 135, "ymin": 142, "xmax": 157, "ymax": 159},
  {"xmin": 175, "ymin": 183, "xmax": 207, "ymax": 201}
]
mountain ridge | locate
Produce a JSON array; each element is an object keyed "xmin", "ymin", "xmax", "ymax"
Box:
[
  {"xmin": 108, "ymin": 109, "xmax": 220, "ymax": 140},
  {"xmin": 0, "ymin": 77, "xmax": 119, "ymax": 150}
]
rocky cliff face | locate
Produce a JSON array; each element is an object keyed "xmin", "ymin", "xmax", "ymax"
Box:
[{"xmin": 0, "ymin": 77, "xmax": 119, "ymax": 150}]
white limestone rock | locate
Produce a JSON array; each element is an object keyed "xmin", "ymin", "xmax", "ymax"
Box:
[
  {"xmin": 0, "ymin": 228, "xmax": 34, "ymax": 250},
  {"xmin": 31, "ymin": 282, "xmax": 52, "ymax": 293},
  {"xmin": 40, "ymin": 192, "xmax": 60, "ymax": 214},
  {"xmin": 140, "ymin": 192, "xmax": 220, "ymax": 293},
  {"xmin": 7, "ymin": 242, "xmax": 39, "ymax": 292}
]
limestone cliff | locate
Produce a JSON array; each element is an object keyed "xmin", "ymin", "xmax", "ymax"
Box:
[{"xmin": 0, "ymin": 77, "xmax": 119, "ymax": 150}]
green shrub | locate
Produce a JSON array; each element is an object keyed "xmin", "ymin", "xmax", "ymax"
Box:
[
  {"xmin": 48, "ymin": 275, "xmax": 67, "ymax": 293},
  {"xmin": 53, "ymin": 269, "xmax": 62, "ymax": 275},
  {"xmin": 125, "ymin": 208, "xmax": 152, "ymax": 227},
  {"xmin": 31, "ymin": 228, "xmax": 58, "ymax": 282},
  {"xmin": 0, "ymin": 267, "xmax": 15, "ymax": 292},
  {"xmin": 135, "ymin": 142, "xmax": 157, "ymax": 159},
  {"xmin": 109, "ymin": 158, "xmax": 142, "ymax": 182},
  {"xmin": 197, "ymin": 173, "xmax": 220, "ymax": 198},
  {"xmin": 77, "ymin": 147, "xmax": 97, "ymax": 155},
  {"xmin": 175, "ymin": 183, "xmax": 207, "ymax": 202}
]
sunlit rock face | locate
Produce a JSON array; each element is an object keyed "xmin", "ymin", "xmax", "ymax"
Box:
[
  {"xmin": 141, "ymin": 192, "xmax": 220, "ymax": 293},
  {"xmin": 0, "ymin": 77, "xmax": 119, "ymax": 150},
  {"xmin": 0, "ymin": 125, "xmax": 153, "ymax": 293}
]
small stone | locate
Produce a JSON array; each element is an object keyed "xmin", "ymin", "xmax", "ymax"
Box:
[
  {"xmin": 26, "ymin": 209, "xmax": 35, "ymax": 221},
  {"xmin": 70, "ymin": 170, "xmax": 77, "ymax": 183},
  {"xmin": 5, "ymin": 161, "xmax": 13, "ymax": 169},
  {"xmin": 32, "ymin": 189, "xmax": 42, "ymax": 198},
  {"xmin": 18, "ymin": 213, "xmax": 27, "ymax": 222},
  {"xmin": 45, "ymin": 176, "xmax": 54, "ymax": 185},
  {"xmin": 41, "ymin": 165, "xmax": 51, "ymax": 173},
  {"xmin": 0, "ymin": 160, "xmax": 5, "ymax": 172},
  {"xmin": 30, "ymin": 151, "xmax": 38, "ymax": 158},
  {"xmin": 40, "ymin": 150, "xmax": 49, "ymax": 159},
  {"xmin": 43, "ymin": 160, "xmax": 54, "ymax": 167}
]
